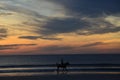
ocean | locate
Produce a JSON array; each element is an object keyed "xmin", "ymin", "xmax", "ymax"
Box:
[{"xmin": 0, "ymin": 54, "xmax": 120, "ymax": 80}]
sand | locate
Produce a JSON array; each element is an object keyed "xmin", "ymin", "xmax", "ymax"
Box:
[{"xmin": 0, "ymin": 73, "xmax": 120, "ymax": 80}]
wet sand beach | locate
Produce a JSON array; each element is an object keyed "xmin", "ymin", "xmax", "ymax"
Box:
[{"xmin": 0, "ymin": 73, "xmax": 120, "ymax": 80}]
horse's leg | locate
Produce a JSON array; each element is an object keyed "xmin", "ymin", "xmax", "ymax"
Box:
[
  {"xmin": 64, "ymin": 66, "xmax": 68, "ymax": 74},
  {"xmin": 65, "ymin": 67, "xmax": 68, "ymax": 73},
  {"xmin": 58, "ymin": 68, "xmax": 60, "ymax": 74},
  {"xmin": 64, "ymin": 67, "xmax": 66, "ymax": 73},
  {"xmin": 57, "ymin": 66, "xmax": 59, "ymax": 74},
  {"xmin": 62, "ymin": 66, "xmax": 65, "ymax": 73}
]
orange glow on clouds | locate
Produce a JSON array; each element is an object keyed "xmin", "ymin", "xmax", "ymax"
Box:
[{"xmin": 0, "ymin": 0, "xmax": 120, "ymax": 55}]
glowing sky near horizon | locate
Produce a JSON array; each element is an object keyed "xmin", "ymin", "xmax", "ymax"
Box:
[{"xmin": 0, "ymin": 0, "xmax": 120, "ymax": 55}]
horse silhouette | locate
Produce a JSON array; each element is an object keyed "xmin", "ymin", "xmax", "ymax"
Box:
[{"xmin": 56, "ymin": 59, "xmax": 70, "ymax": 74}]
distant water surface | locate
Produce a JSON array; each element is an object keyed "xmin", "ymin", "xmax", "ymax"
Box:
[
  {"xmin": 0, "ymin": 54, "xmax": 120, "ymax": 66},
  {"xmin": 0, "ymin": 54, "xmax": 120, "ymax": 77}
]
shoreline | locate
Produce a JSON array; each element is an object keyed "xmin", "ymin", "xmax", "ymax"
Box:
[
  {"xmin": 0, "ymin": 73, "xmax": 120, "ymax": 80},
  {"xmin": 0, "ymin": 71, "xmax": 120, "ymax": 77}
]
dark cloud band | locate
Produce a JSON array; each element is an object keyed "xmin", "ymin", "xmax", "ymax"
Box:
[
  {"xmin": 19, "ymin": 36, "xmax": 62, "ymax": 40},
  {"xmin": 0, "ymin": 44, "xmax": 37, "ymax": 50},
  {"xmin": 0, "ymin": 28, "xmax": 7, "ymax": 39}
]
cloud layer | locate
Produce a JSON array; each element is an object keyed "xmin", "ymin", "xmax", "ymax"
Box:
[
  {"xmin": 0, "ymin": 44, "xmax": 37, "ymax": 50},
  {"xmin": 19, "ymin": 36, "xmax": 62, "ymax": 40},
  {"xmin": 81, "ymin": 42, "xmax": 105, "ymax": 47},
  {"xmin": 0, "ymin": 0, "xmax": 120, "ymax": 38},
  {"xmin": 0, "ymin": 0, "xmax": 120, "ymax": 54},
  {"xmin": 0, "ymin": 28, "xmax": 7, "ymax": 39}
]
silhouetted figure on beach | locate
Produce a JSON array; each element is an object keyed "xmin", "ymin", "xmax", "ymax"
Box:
[{"xmin": 56, "ymin": 59, "xmax": 70, "ymax": 74}]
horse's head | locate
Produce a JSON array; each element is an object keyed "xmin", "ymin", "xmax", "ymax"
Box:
[{"xmin": 66, "ymin": 62, "xmax": 70, "ymax": 65}]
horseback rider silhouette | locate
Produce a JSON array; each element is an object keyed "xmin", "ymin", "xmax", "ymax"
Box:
[{"xmin": 56, "ymin": 59, "xmax": 70, "ymax": 74}]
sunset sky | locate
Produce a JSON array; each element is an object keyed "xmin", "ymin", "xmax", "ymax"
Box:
[{"xmin": 0, "ymin": 0, "xmax": 120, "ymax": 55}]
